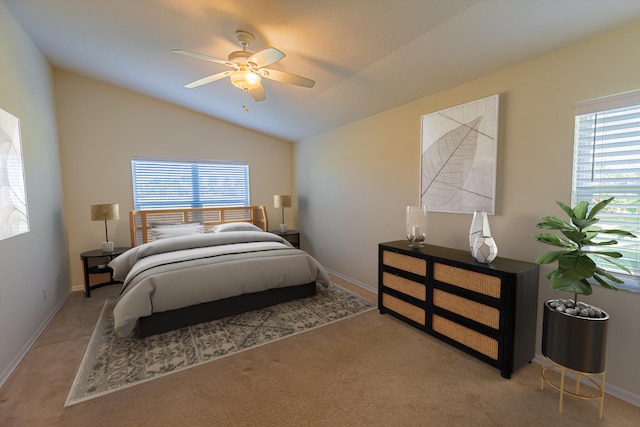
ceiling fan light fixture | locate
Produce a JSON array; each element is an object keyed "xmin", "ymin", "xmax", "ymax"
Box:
[{"xmin": 230, "ymin": 70, "xmax": 261, "ymax": 90}]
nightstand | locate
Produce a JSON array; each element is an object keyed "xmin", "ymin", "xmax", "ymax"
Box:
[
  {"xmin": 80, "ymin": 247, "xmax": 129, "ymax": 297},
  {"xmin": 271, "ymin": 230, "xmax": 300, "ymax": 249}
]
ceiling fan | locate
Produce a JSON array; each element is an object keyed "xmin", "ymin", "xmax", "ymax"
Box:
[{"xmin": 172, "ymin": 31, "xmax": 315, "ymax": 105}]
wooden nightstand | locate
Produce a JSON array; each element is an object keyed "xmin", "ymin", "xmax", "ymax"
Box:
[
  {"xmin": 271, "ymin": 230, "xmax": 300, "ymax": 249},
  {"xmin": 80, "ymin": 247, "xmax": 129, "ymax": 297}
]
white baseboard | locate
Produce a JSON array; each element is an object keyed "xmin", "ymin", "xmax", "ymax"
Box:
[
  {"xmin": 0, "ymin": 289, "xmax": 71, "ymax": 389},
  {"xmin": 326, "ymin": 269, "xmax": 377, "ymax": 294},
  {"xmin": 532, "ymin": 355, "xmax": 640, "ymax": 408}
]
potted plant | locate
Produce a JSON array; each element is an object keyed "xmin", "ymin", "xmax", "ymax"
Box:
[{"xmin": 533, "ymin": 197, "xmax": 634, "ymax": 373}]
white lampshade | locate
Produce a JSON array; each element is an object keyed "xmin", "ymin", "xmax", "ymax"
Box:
[{"xmin": 273, "ymin": 195, "xmax": 292, "ymax": 209}]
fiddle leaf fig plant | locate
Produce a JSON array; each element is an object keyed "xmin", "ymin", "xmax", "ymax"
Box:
[{"xmin": 533, "ymin": 197, "xmax": 635, "ymax": 304}]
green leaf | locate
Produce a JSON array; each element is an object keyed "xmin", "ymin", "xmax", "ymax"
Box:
[
  {"xmin": 593, "ymin": 255, "xmax": 631, "ymax": 273},
  {"xmin": 594, "ymin": 267, "xmax": 624, "ymax": 284},
  {"xmin": 592, "ymin": 273, "xmax": 619, "ymax": 290},
  {"xmin": 533, "ymin": 233, "xmax": 573, "ymax": 248},
  {"xmin": 572, "ymin": 217, "xmax": 598, "ymax": 229},
  {"xmin": 545, "ymin": 269, "xmax": 562, "ymax": 280},
  {"xmin": 572, "ymin": 201, "xmax": 589, "ymax": 220},
  {"xmin": 551, "ymin": 277, "xmax": 592, "ymax": 295},
  {"xmin": 536, "ymin": 216, "xmax": 573, "ymax": 231},
  {"xmin": 560, "ymin": 230, "xmax": 586, "ymax": 244},
  {"xmin": 599, "ymin": 229, "xmax": 636, "ymax": 238},
  {"xmin": 557, "ymin": 253, "xmax": 596, "ymax": 280},
  {"xmin": 556, "ymin": 201, "xmax": 574, "ymax": 219},
  {"xmin": 535, "ymin": 250, "xmax": 569, "ymax": 264},
  {"xmin": 586, "ymin": 239, "xmax": 618, "ymax": 246},
  {"xmin": 589, "ymin": 250, "xmax": 623, "ymax": 258},
  {"xmin": 587, "ymin": 197, "xmax": 614, "ymax": 220}
]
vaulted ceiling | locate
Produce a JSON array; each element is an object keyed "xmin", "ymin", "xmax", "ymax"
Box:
[{"xmin": 5, "ymin": 0, "xmax": 640, "ymax": 141}]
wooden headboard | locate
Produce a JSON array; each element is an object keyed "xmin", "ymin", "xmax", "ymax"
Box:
[{"xmin": 129, "ymin": 205, "xmax": 269, "ymax": 246}]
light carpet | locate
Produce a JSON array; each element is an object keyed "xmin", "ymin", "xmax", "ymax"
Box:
[{"xmin": 65, "ymin": 282, "xmax": 375, "ymax": 407}]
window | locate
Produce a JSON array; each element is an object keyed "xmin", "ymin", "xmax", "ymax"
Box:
[
  {"xmin": 572, "ymin": 90, "xmax": 640, "ymax": 292},
  {"xmin": 0, "ymin": 107, "xmax": 29, "ymax": 240},
  {"xmin": 131, "ymin": 158, "xmax": 250, "ymax": 210}
]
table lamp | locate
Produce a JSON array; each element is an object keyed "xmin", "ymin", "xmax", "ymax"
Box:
[
  {"xmin": 273, "ymin": 195, "xmax": 292, "ymax": 233},
  {"xmin": 91, "ymin": 203, "xmax": 120, "ymax": 252}
]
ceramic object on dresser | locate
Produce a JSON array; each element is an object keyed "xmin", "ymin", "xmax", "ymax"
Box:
[
  {"xmin": 405, "ymin": 205, "xmax": 428, "ymax": 248},
  {"xmin": 469, "ymin": 211, "xmax": 498, "ymax": 263}
]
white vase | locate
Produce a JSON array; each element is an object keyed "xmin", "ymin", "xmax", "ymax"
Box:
[{"xmin": 469, "ymin": 211, "xmax": 498, "ymax": 263}]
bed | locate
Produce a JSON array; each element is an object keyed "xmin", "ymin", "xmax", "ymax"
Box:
[{"xmin": 109, "ymin": 205, "xmax": 330, "ymax": 337}]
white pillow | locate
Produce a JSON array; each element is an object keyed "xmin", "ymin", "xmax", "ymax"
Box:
[
  {"xmin": 212, "ymin": 222, "xmax": 263, "ymax": 233},
  {"xmin": 150, "ymin": 222, "xmax": 204, "ymax": 240}
]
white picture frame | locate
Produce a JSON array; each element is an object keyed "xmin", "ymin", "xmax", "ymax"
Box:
[{"xmin": 420, "ymin": 94, "xmax": 499, "ymax": 214}]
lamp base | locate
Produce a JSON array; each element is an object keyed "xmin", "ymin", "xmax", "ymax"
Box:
[
  {"xmin": 279, "ymin": 224, "xmax": 288, "ymax": 233},
  {"xmin": 101, "ymin": 241, "xmax": 114, "ymax": 252}
]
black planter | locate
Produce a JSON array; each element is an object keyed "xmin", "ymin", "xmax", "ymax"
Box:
[{"xmin": 542, "ymin": 300, "xmax": 609, "ymax": 373}]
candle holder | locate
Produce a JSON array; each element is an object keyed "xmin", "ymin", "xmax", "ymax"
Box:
[{"xmin": 406, "ymin": 205, "xmax": 428, "ymax": 248}]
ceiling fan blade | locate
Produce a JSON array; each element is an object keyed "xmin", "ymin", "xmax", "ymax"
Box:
[
  {"xmin": 260, "ymin": 68, "xmax": 315, "ymax": 88},
  {"xmin": 171, "ymin": 49, "xmax": 232, "ymax": 67},
  {"xmin": 247, "ymin": 48, "xmax": 285, "ymax": 68},
  {"xmin": 249, "ymin": 85, "xmax": 266, "ymax": 102},
  {"xmin": 184, "ymin": 71, "xmax": 231, "ymax": 88}
]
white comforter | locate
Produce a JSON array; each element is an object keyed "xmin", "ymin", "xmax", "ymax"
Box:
[{"xmin": 109, "ymin": 231, "xmax": 330, "ymax": 337}]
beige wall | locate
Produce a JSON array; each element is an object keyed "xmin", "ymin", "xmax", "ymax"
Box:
[
  {"xmin": 0, "ymin": 2, "xmax": 69, "ymax": 385},
  {"xmin": 54, "ymin": 70, "xmax": 295, "ymax": 288},
  {"xmin": 296, "ymin": 21, "xmax": 640, "ymax": 399}
]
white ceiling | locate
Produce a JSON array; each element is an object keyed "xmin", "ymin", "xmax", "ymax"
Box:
[{"xmin": 5, "ymin": 0, "xmax": 640, "ymax": 142}]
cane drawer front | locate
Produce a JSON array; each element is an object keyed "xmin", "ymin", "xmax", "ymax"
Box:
[
  {"xmin": 432, "ymin": 288, "xmax": 500, "ymax": 329},
  {"xmin": 382, "ymin": 250, "xmax": 427, "ymax": 277},
  {"xmin": 432, "ymin": 314, "xmax": 499, "ymax": 360},
  {"xmin": 381, "ymin": 272, "xmax": 426, "ymax": 301},
  {"xmin": 381, "ymin": 293, "xmax": 426, "ymax": 325},
  {"xmin": 433, "ymin": 262, "xmax": 501, "ymax": 299}
]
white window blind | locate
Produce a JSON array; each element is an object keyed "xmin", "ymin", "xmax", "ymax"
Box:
[
  {"xmin": 572, "ymin": 90, "xmax": 640, "ymax": 291},
  {"xmin": 131, "ymin": 158, "xmax": 250, "ymax": 210}
]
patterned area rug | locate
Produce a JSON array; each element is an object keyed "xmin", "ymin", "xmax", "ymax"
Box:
[{"xmin": 65, "ymin": 283, "xmax": 375, "ymax": 406}]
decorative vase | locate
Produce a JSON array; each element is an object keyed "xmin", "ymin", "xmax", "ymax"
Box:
[
  {"xmin": 469, "ymin": 211, "xmax": 498, "ymax": 263},
  {"xmin": 542, "ymin": 300, "xmax": 609, "ymax": 373},
  {"xmin": 406, "ymin": 205, "xmax": 428, "ymax": 248}
]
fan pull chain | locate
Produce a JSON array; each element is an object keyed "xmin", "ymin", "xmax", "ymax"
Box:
[{"xmin": 242, "ymin": 89, "xmax": 249, "ymax": 112}]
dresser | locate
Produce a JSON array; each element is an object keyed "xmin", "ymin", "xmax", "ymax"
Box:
[{"xmin": 378, "ymin": 241, "xmax": 539, "ymax": 379}]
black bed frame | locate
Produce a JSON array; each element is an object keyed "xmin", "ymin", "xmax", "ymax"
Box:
[{"xmin": 138, "ymin": 282, "xmax": 317, "ymax": 337}]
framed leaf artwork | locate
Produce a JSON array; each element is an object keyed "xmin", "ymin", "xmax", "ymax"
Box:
[{"xmin": 420, "ymin": 94, "xmax": 499, "ymax": 214}]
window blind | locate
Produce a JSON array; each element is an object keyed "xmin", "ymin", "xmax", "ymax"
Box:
[
  {"xmin": 572, "ymin": 90, "xmax": 640, "ymax": 291},
  {"xmin": 131, "ymin": 158, "xmax": 250, "ymax": 210}
]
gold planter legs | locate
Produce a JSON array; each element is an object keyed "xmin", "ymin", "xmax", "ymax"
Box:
[{"xmin": 540, "ymin": 355, "xmax": 606, "ymax": 419}]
